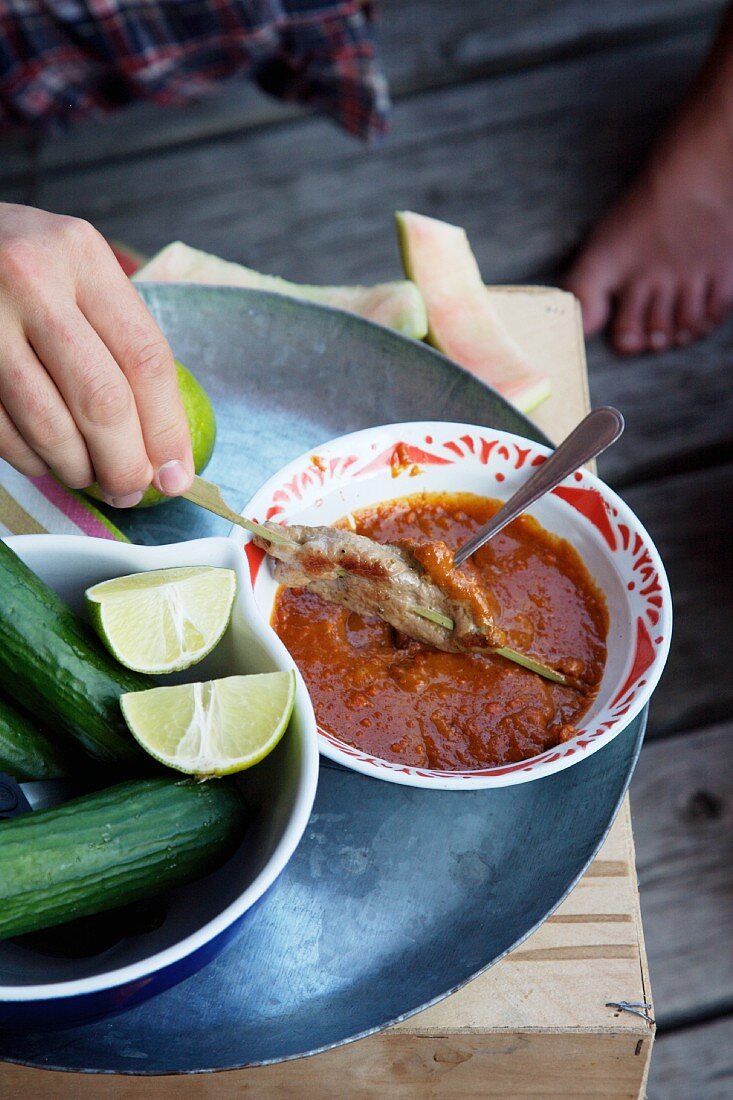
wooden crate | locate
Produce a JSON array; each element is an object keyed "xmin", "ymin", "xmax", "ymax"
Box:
[{"xmin": 0, "ymin": 289, "xmax": 654, "ymax": 1100}]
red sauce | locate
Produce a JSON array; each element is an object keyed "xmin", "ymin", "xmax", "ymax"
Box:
[{"xmin": 272, "ymin": 493, "xmax": 609, "ymax": 770}]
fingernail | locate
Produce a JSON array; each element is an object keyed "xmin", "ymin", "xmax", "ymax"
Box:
[
  {"xmin": 648, "ymin": 330, "xmax": 667, "ymax": 350},
  {"xmin": 106, "ymin": 490, "xmax": 143, "ymax": 509},
  {"xmin": 157, "ymin": 459, "xmax": 191, "ymax": 495}
]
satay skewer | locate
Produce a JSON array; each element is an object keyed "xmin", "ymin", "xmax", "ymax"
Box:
[
  {"xmin": 185, "ymin": 476, "xmax": 569, "ymax": 685},
  {"xmin": 185, "ymin": 476, "xmax": 568, "ymax": 685}
]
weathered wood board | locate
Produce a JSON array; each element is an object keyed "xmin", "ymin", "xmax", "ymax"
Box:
[
  {"xmin": 0, "ymin": 0, "xmax": 724, "ymax": 182},
  {"xmin": 630, "ymin": 722, "xmax": 733, "ymax": 1027},
  {"xmin": 4, "ymin": 18, "xmax": 730, "ymax": 503},
  {"xmin": 0, "ymin": 1032, "xmax": 652, "ymax": 1100},
  {"xmin": 3, "ymin": 12, "xmax": 733, "ymax": 498},
  {"xmin": 621, "ymin": 463, "xmax": 733, "ymax": 738},
  {"xmin": 25, "ymin": 31, "xmax": 713, "ymax": 283},
  {"xmin": 648, "ymin": 1015, "xmax": 733, "ymax": 1099}
]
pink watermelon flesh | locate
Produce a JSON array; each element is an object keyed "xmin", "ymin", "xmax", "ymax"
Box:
[{"xmin": 396, "ymin": 211, "xmax": 550, "ymax": 412}]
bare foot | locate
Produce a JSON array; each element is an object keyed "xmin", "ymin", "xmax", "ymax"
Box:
[{"xmin": 565, "ymin": 27, "xmax": 733, "ymax": 354}]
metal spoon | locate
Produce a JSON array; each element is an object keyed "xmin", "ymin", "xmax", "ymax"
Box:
[{"xmin": 452, "ymin": 406, "xmax": 624, "ymax": 568}]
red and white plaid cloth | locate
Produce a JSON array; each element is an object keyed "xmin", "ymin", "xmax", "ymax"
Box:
[{"xmin": 0, "ymin": 0, "xmax": 389, "ymax": 141}]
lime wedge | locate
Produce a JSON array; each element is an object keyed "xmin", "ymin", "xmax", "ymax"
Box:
[
  {"xmin": 86, "ymin": 566, "xmax": 236, "ymax": 674},
  {"xmin": 120, "ymin": 671, "xmax": 296, "ymax": 776}
]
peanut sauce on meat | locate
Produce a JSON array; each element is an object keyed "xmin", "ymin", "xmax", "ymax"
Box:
[
  {"xmin": 271, "ymin": 492, "xmax": 609, "ymax": 770},
  {"xmin": 402, "ymin": 538, "xmax": 499, "ymax": 630}
]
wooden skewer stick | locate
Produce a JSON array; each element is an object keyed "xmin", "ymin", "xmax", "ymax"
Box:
[
  {"xmin": 183, "ymin": 476, "xmax": 292, "ymax": 545},
  {"xmin": 185, "ymin": 477, "xmax": 568, "ymax": 685},
  {"xmin": 412, "ymin": 607, "xmax": 567, "ymax": 685}
]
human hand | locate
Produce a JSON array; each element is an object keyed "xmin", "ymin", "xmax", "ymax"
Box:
[{"xmin": 0, "ymin": 203, "xmax": 193, "ymax": 506}]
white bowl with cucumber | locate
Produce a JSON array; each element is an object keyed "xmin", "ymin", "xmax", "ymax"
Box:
[{"xmin": 0, "ymin": 534, "xmax": 319, "ymax": 1029}]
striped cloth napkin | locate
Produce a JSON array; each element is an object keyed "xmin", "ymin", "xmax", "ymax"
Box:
[{"xmin": 0, "ymin": 465, "xmax": 125, "ymax": 541}]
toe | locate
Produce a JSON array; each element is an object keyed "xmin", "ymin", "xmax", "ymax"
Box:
[
  {"xmin": 706, "ymin": 279, "xmax": 733, "ymax": 329},
  {"xmin": 675, "ymin": 276, "xmax": 709, "ymax": 344},
  {"xmin": 612, "ymin": 279, "xmax": 652, "ymax": 355},
  {"xmin": 645, "ymin": 284, "xmax": 676, "ymax": 352},
  {"xmin": 563, "ymin": 256, "xmax": 614, "ymax": 337}
]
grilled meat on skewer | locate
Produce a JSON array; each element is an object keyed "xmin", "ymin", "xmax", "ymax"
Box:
[{"xmin": 253, "ymin": 522, "xmax": 506, "ymax": 653}]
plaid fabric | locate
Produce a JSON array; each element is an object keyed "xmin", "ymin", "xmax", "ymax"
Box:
[{"xmin": 0, "ymin": 0, "xmax": 389, "ymax": 140}]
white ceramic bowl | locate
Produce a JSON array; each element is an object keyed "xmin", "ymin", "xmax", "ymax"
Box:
[
  {"xmin": 0, "ymin": 535, "xmax": 319, "ymax": 1027},
  {"xmin": 238, "ymin": 421, "xmax": 672, "ymax": 790}
]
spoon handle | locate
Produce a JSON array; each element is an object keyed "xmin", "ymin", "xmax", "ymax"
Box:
[{"xmin": 452, "ymin": 406, "xmax": 624, "ymax": 568}]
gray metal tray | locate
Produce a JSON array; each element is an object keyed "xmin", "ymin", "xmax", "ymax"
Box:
[{"xmin": 0, "ymin": 287, "xmax": 646, "ymax": 1074}]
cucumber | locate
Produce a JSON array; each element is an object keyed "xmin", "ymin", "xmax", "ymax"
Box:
[
  {"xmin": 0, "ymin": 695, "xmax": 71, "ymax": 781},
  {"xmin": 0, "ymin": 539, "xmax": 149, "ymax": 768},
  {"xmin": 0, "ymin": 776, "xmax": 248, "ymax": 940}
]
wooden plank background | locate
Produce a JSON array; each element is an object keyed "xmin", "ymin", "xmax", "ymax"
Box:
[{"xmin": 1, "ymin": 0, "xmax": 732, "ymax": 1094}]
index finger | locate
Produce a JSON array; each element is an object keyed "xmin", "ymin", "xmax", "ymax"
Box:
[{"xmin": 76, "ymin": 241, "xmax": 194, "ymax": 496}]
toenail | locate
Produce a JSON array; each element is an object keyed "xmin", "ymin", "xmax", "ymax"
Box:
[
  {"xmin": 649, "ymin": 331, "xmax": 668, "ymax": 349},
  {"xmin": 617, "ymin": 332, "xmax": 642, "ymax": 352}
]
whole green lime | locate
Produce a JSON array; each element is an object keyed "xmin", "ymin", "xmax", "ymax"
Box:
[{"xmin": 84, "ymin": 360, "xmax": 217, "ymax": 508}]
